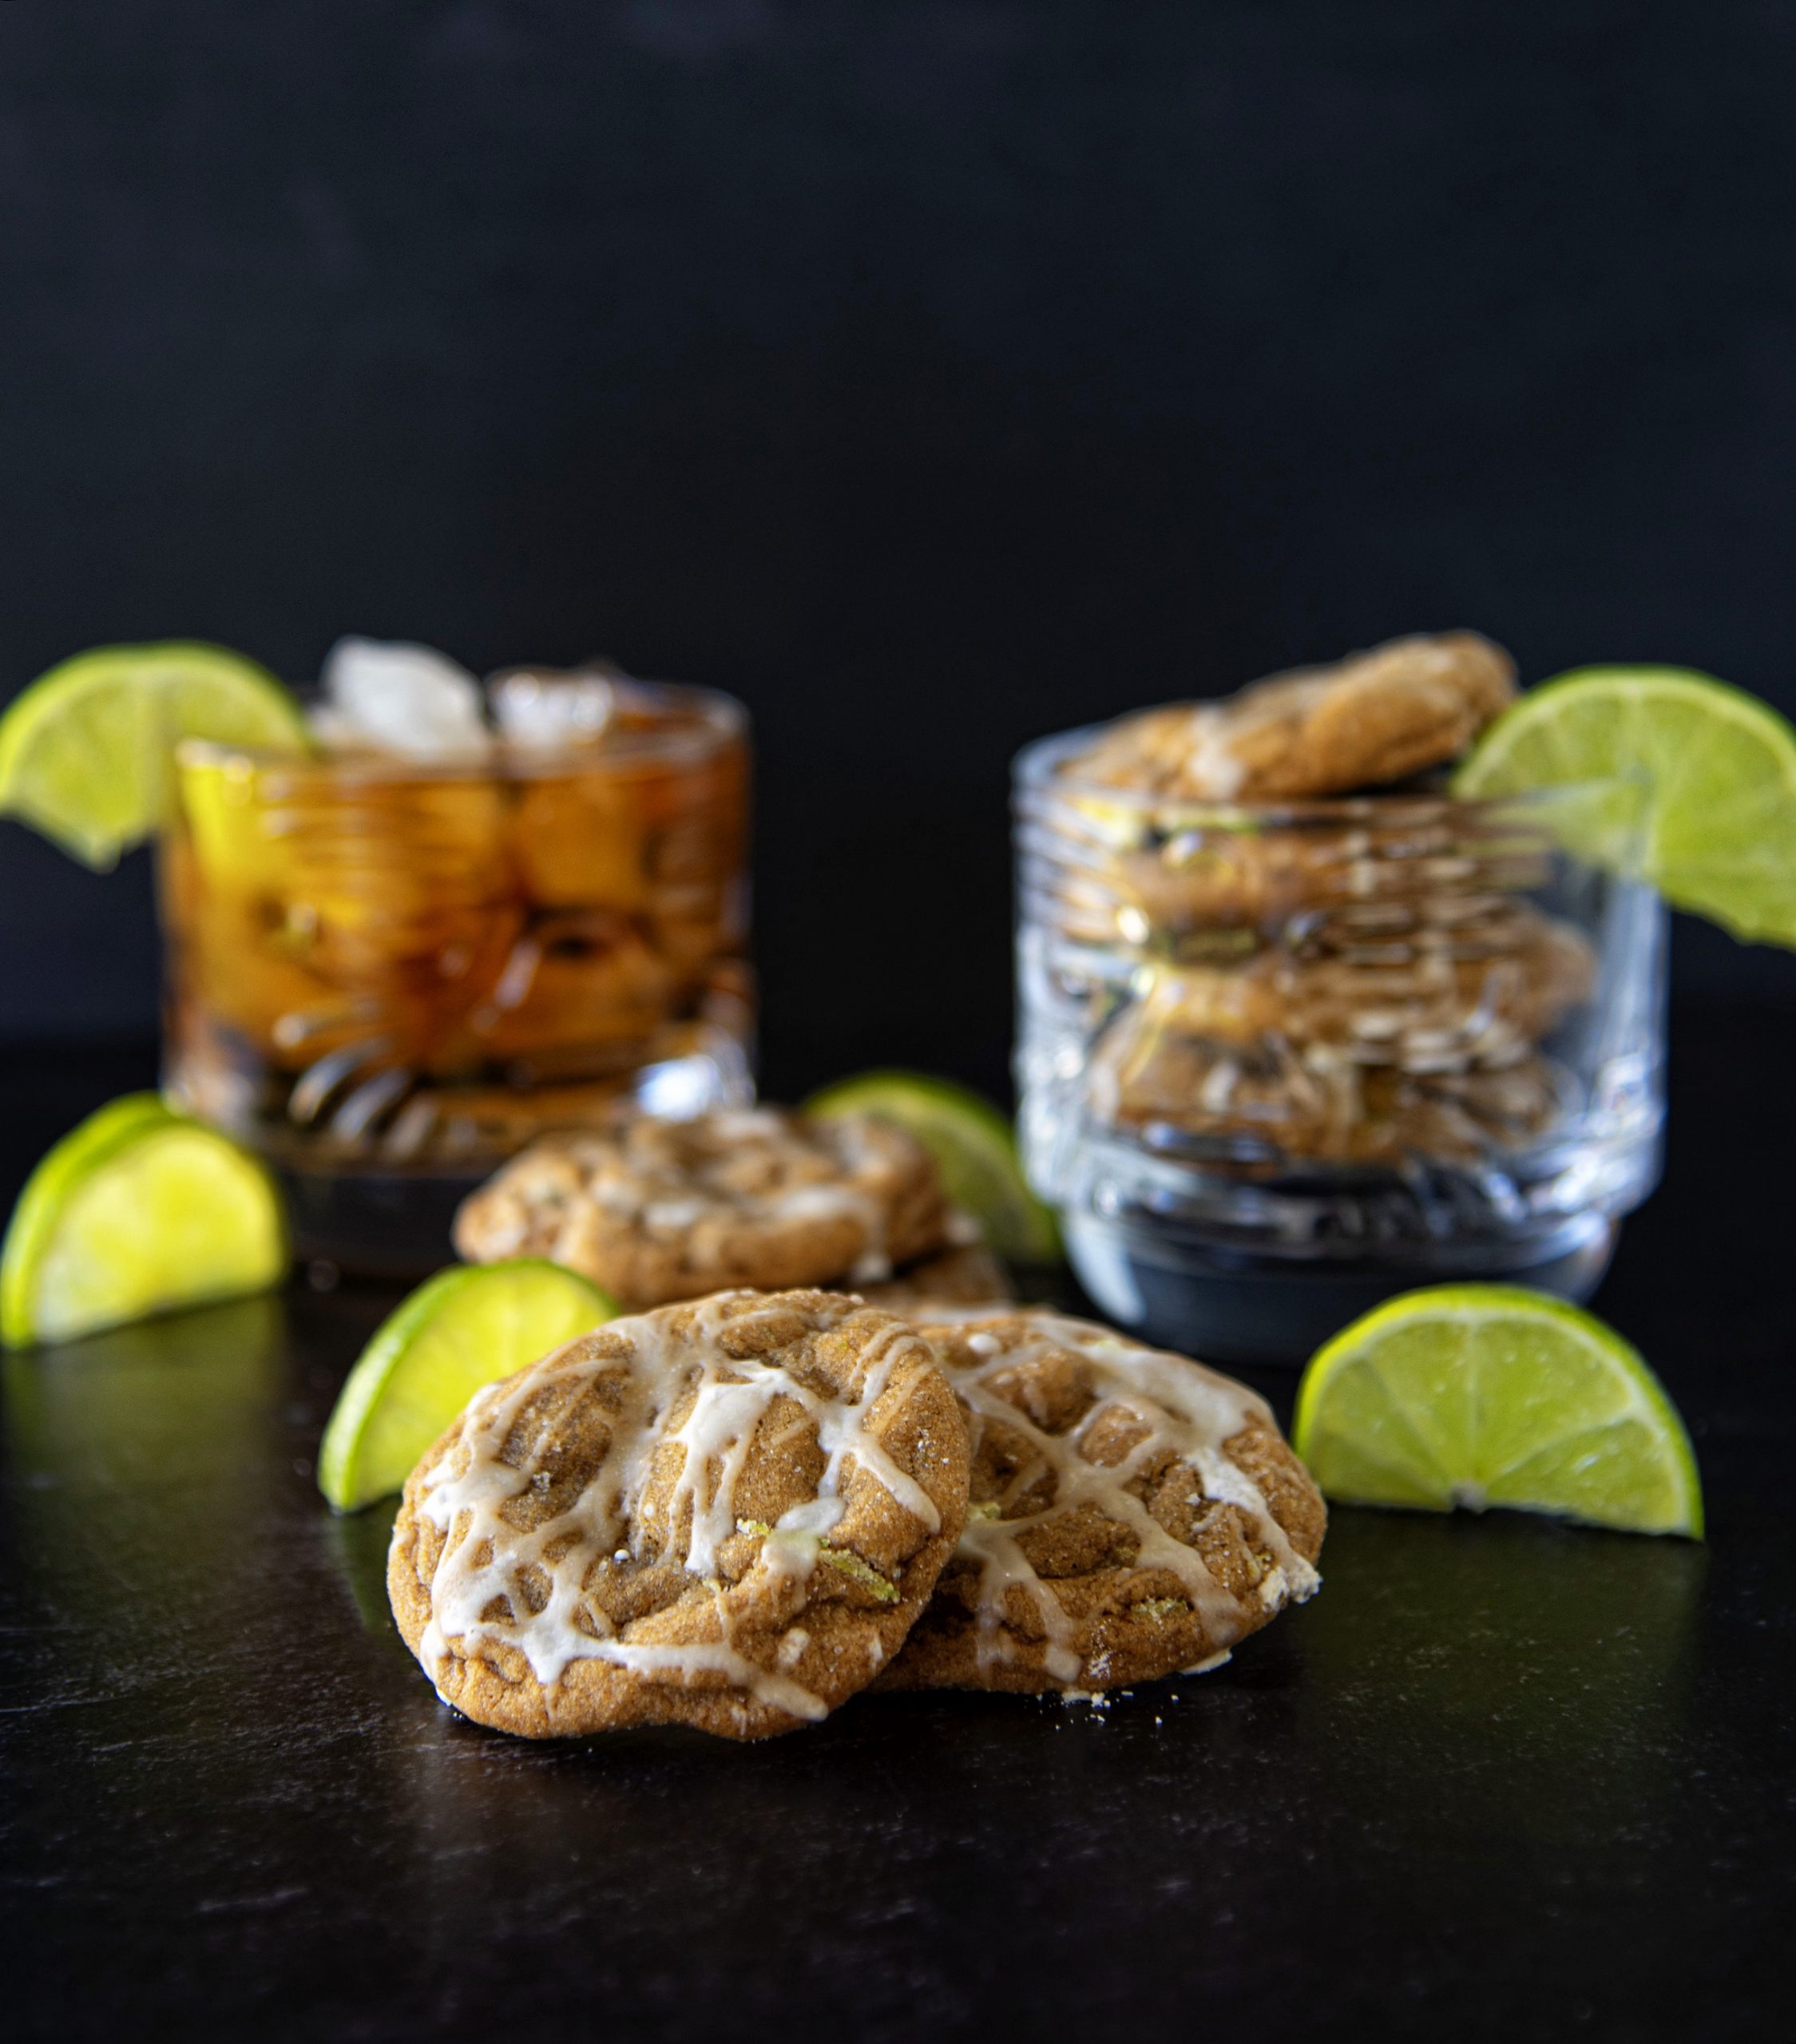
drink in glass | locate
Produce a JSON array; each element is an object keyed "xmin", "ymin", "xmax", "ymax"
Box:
[{"xmin": 160, "ymin": 671, "xmax": 750, "ymax": 1270}]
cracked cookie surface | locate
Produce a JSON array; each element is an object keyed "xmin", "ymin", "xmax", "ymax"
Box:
[
  {"xmin": 453, "ymin": 1107, "xmax": 950, "ymax": 1309},
  {"xmin": 877, "ymin": 1309, "xmax": 1325, "ymax": 1695},
  {"xmin": 389, "ymin": 1288, "xmax": 971, "ymax": 1741},
  {"xmin": 1072, "ymin": 631, "xmax": 1516, "ymax": 802}
]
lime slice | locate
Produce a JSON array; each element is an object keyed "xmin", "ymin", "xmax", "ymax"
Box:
[
  {"xmin": 803, "ymin": 1070, "xmax": 1061, "ymax": 1261},
  {"xmin": 1455, "ymin": 666, "xmax": 1796, "ymax": 947},
  {"xmin": 1, "ymin": 1096, "xmax": 288, "ymax": 1348},
  {"xmin": 0, "ymin": 642, "xmax": 308, "ymax": 869},
  {"xmin": 1294, "ymin": 1285, "xmax": 1702, "ymax": 1537},
  {"xmin": 0, "ymin": 1092, "xmax": 182, "ymax": 1336},
  {"xmin": 317, "ymin": 1260, "xmax": 618, "ymax": 1512}
]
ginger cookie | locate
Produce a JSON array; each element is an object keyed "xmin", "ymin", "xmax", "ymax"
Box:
[
  {"xmin": 858, "ymin": 1242, "xmax": 1013, "ymax": 1314},
  {"xmin": 452, "ymin": 1107, "xmax": 950, "ymax": 1309},
  {"xmin": 878, "ymin": 1309, "xmax": 1324, "ymax": 1695},
  {"xmin": 389, "ymin": 1289, "xmax": 971, "ymax": 1741},
  {"xmin": 1080, "ymin": 900, "xmax": 1588, "ymax": 1167},
  {"xmin": 1100, "ymin": 1034, "xmax": 1565, "ymax": 1166},
  {"xmin": 1091, "ymin": 905, "xmax": 1591, "ymax": 1105},
  {"xmin": 1072, "ymin": 631, "xmax": 1516, "ymax": 802},
  {"xmin": 1098, "ymin": 793, "xmax": 1555, "ymax": 953}
]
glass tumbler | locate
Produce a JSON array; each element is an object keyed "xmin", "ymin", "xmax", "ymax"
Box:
[
  {"xmin": 160, "ymin": 675, "xmax": 751, "ymax": 1273},
  {"xmin": 1014, "ymin": 724, "xmax": 1665, "ymax": 1365}
]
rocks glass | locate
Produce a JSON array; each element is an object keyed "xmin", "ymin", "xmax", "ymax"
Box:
[
  {"xmin": 1014, "ymin": 724, "xmax": 1665, "ymax": 1364},
  {"xmin": 161, "ymin": 674, "xmax": 751, "ymax": 1272}
]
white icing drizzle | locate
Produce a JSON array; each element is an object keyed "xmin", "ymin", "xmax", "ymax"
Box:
[
  {"xmin": 410, "ymin": 1295, "xmax": 940, "ymax": 1725},
  {"xmin": 491, "ymin": 1110, "xmax": 914, "ymax": 1284},
  {"xmin": 707, "ymin": 1107, "xmax": 790, "ymax": 1142},
  {"xmin": 926, "ymin": 1309, "xmax": 1320, "ymax": 1687},
  {"xmin": 802, "ymin": 1115, "xmax": 909, "ymax": 1279}
]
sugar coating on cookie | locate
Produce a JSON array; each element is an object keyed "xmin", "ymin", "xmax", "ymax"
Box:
[
  {"xmin": 452, "ymin": 1107, "xmax": 950, "ymax": 1309},
  {"xmin": 878, "ymin": 1309, "xmax": 1325, "ymax": 1695},
  {"xmin": 388, "ymin": 1289, "xmax": 970, "ymax": 1741},
  {"xmin": 1072, "ymin": 631, "xmax": 1516, "ymax": 802}
]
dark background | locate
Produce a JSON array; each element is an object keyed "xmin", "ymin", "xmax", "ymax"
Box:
[
  {"xmin": 3, "ymin": 0, "xmax": 1795, "ymax": 1094},
  {"xmin": 5, "ymin": 20, "xmax": 1795, "ymax": 2035}
]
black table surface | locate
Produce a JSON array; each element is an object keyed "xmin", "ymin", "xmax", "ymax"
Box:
[{"xmin": 2, "ymin": 1013, "xmax": 1792, "ymax": 2043}]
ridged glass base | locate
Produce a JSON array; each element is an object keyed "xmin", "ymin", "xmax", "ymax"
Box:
[
  {"xmin": 171, "ymin": 1033, "xmax": 753, "ymax": 1277},
  {"xmin": 1063, "ymin": 1206, "xmax": 1620, "ymax": 1369}
]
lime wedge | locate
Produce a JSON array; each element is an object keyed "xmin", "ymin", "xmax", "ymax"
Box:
[
  {"xmin": 317, "ymin": 1260, "xmax": 618, "ymax": 1511},
  {"xmin": 0, "ymin": 642, "xmax": 308, "ymax": 869},
  {"xmin": 803, "ymin": 1070, "xmax": 1061, "ymax": 1261},
  {"xmin": 1294, "ymin": 1285, "xmax": 1702, "ymax": 1537},
  {"xmin": 1, "ymin": 1096, "xmax": 288, "ymax": 1348},
  {"xmin": 1455, "ymin": 666, "xmax": 1796, "ymax": 947}
]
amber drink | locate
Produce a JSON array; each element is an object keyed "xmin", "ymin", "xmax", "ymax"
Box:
[{"xmin": 161, "ymin": 674, "xmax": 750, "ymax": 1270}]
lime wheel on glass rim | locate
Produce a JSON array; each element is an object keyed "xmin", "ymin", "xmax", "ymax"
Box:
[
  {"xmin": 1457, "ymin": 664, "xmax": 1796, "ymax": 948},
  {"xmin": 0, "ymin": 642, "xmax": 307, "ymax": 869}
]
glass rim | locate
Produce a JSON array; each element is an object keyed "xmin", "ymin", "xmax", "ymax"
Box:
[
  {"xmin": 174, "ymin": 675, "xmax": 747, "ymax": 784},
  {"xmin": 1012, "ymin": 718, "xmax": 1649, "ymax": 825}
]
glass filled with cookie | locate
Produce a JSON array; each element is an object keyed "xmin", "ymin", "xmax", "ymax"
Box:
[{"xmin": 1014, "ymin": 633, "xmax": 1666, "ymax": 1365}]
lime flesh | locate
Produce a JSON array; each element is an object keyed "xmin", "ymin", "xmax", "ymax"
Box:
[
  {"xmin": 803, "ymin": 1070, "xmax": 1061, "ymax": 1261},
  {"xmin": 317, "ymin": 1260, "xmax": 619, "ymax": 1512},
  {"xmin": 1, "ymin": 1099, "xmax": 287, "ymax": 1348},
  {"xmin": 1294, "ymin": 1285, "xmax": 1702, "ymax": 1537},
  {"xmin": 0, "ymin": 642, "xmax": 308, "ymax": 869},
  {"xmin": 1455, "ymin": 666, "xmax": 1796, "ymax": 948}
]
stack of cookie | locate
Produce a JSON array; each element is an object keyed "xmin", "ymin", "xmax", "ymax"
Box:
[
  {"xmin": 388, "ymin": 1110, "xmax": 1326, "ymax": 1741},
  {"xmin": 1050, "ymin": 632, "xmax": 1596, "ymax": 1165}
]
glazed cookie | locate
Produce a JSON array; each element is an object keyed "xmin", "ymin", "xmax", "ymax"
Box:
[
  {"xmin": 878, "ymin": 1309, "xmax": 1325, "ymax": 1695},
  {"xmin": 1072, "ymin": 631, "xmax": 1516, "ymax": 802},
  {"xmin": 452, "ymin": 1107, "xmax": 950, "ymax": 1308},
  {"xmin": 389, "ymin": 1289, "xmax": 971, "ymax": 1741},
  {"xmin": 858, "ymin": 1242, "xmax": 1014, "ymax": 1314}
]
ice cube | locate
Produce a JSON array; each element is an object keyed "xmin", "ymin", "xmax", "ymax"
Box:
[
  {"xmin": 490, "ymin": 666, "xmax": 617, "ymax": 750},
  {"xmin": 317, "ymin": 636, "xmax": 491, "ymax": 759}
]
